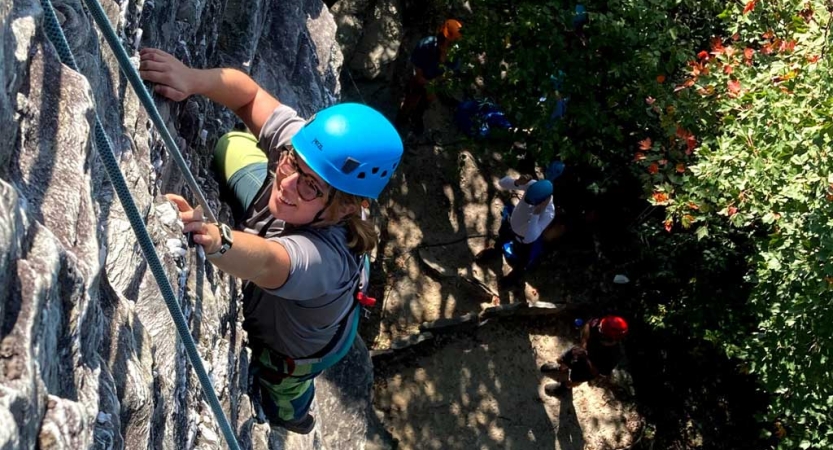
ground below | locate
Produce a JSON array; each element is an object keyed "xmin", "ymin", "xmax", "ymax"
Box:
[
  {"xmin": 338, "ymin": 13, "xmax": 769, "ymax": 449},
  {"xmin": 339, "ymin": 76, "xmax": 642, "ymax": 446}
]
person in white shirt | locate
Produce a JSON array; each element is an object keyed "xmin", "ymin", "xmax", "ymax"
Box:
[{"xmin": 477, "ymin": 174, "xmax": 556, "ymax": 288}]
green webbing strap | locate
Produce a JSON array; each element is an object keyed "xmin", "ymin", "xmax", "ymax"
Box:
[{"xmin": 40, "ymin": 1, "xmax": 240, "ymax": 448}]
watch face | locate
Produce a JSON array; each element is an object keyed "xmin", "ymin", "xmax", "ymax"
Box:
[
  {"xmin": 218, "ymin": 224, "xmax": 233, "ymax": 252},
  {"xmin": 220, "ymin": 224, "xmax": 233, "ymax": 242}
]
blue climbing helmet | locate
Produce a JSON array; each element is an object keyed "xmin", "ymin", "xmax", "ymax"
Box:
[
  {"xmin": 524, "ymin": 180, "xmax": 553, "ymax": 205},
  {"xmin": 291, "ymin": 103, "xmax": 404, "ymax": 200}
]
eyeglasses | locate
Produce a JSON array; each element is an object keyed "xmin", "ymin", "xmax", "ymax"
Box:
[{"xmin": 275, "ymin": 148, "xmax": 326, "ymax": 202}]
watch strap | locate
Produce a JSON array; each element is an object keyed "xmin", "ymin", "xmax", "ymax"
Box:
[{"xmin": 205, "ymin": 223, "xmax": 233, "ymax": 257}]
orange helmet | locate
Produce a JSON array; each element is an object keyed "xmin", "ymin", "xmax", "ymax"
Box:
[
  {"xmin": 439, "ymin": 19, "xmax": 463, "ymax": 42},
  {"xmin": 599, "ymin": 316, "xmax": 629, "ymax": 340}
]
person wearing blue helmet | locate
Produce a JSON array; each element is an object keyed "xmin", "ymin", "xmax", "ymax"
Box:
[
  {"xmin": 139, "ymin": 48, "xmax": 403, "ymax": 434},
  {"xmin": 476, "ymin": 174, "xmax": 556, "ymax": 288}
]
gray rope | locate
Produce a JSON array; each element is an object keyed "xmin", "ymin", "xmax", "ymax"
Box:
[{"xmin": 40, "ymin": 1, "xmax": 240, "ymax": 448}]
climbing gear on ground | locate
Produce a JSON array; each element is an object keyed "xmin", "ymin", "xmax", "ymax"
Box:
[
  {"xmin": 40, "ymin": 1, "xmax": 239, "ymax": 448},
  {"xmin": 453, "ymin": 99, "xmax": 512, "ymax": 138},
  {"xmin": 439, "ymin": 19, "xmax": 463, "ymax": 42},
  {"xmin": 523, "ymin": 180, "xmax": 554, "ymax": 205},
  {"xmin": 291, "ymin": 103, "xmax": 403, "ymax": 200},
  {"xmin": 599, "ymin": 315, "xmax": 629, "ymax": 340}
]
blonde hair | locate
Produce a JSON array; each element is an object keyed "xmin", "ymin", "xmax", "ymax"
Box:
[{"xmin": 316, "ymin": 190, "xmax": 378, "ymax": 254}]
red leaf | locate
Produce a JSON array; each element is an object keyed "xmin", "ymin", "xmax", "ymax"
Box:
[
  {"xmin": 728, "ymin": 206, "xmax": 738, "ymax": 216},
  {"xmin": 634, "ymin": 152, "xmax": 647, "ymax": 161},
  {"xmin": 710, "ymin": 37, "xmax": 725, "ymax": 54},
  {"xmin": 743, "ymin": 47, "xmax": 755, "ymax": 60},
  {"xmin": 808, "ymin": 54, "xmax": 820, "ymax": 63},
  {"xmin": 653, "ymin": 192, "xmax": 669, "ymax": 204},
  {"xmin": 697, "ymin": 50, "xmax": 709, "ymax": 60},
  {"xmin": 724, "ymin": 64, "xmax": 734, "ymax": 74},
  {"xmin": 648, "ymin": 163, "xmax": 659, "ymax": 174},
  {"xmin": 676, "ymin": 126, "xmax": 692, "ymax": 140},
  {"xmin": 799, "ymin": 5, "xmax": 814, "ymax": 22},
  {"xmin": 686, "ymin": 136, "xmax": 697, "ymax": 154},
  {"xmin": 743, "ymin": 0, "xmax": 757, "ymax": 14},
  {"xmin": 656, "ymin": 74, "xmax": 666, "ymax": 83},
  {"xmin": 762, "ymin": 30, "xmax": 774, "ymax": 40},
  {"xmin": 664, "ymin": 219, "xmax": 673, "ymax": 232},
  {"xmin": 676, "ymin": 163, "xmax": 686, "ymax": 173},
  {"xmin": 727, "ymin": 79, "xmax": 742, "ymax": 97},
  {"xmin": 639, "ymin": 138, "xmax": 653, "ymax": 150},
  {"xmin": 674, "ymin": 78, "xmax": 696, "ymax": 92}
]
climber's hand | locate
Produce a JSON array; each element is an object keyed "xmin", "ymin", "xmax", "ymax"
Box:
[
  {"xmin": 139, "ymin": 48, "xmax": 197, "ymax": 102},
  {"xmin": 166, "ymin": 194, "xmax": 221, "ymax": 254}
]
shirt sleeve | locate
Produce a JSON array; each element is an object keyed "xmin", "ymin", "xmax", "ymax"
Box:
[
  {"xmin": 258, "ymin": 105, "xmax": 307, "ymax": 160},
  {"xmin": 522, "ymin": 200, "xmax": 555, "ymax": 243},
  {"xmin": 263, "ymin": 232, "xmax": 346, "ymax": 301},
  {"xmin": 498, "ymin": 176, "xmax": 536, "ymax": 191}
]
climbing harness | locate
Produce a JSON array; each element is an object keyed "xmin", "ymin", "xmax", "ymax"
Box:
[{"xmin": 40, "ymin": 0, "xmax": 238, "ymax": 448}]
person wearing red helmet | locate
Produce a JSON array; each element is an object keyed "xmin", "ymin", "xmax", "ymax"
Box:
[
  {"xmin": 540, "ymin": 315, "xmax": 628, "ymax": 395},
  {"xmin": 396, "ymin": 19, "xmax": 463, "ymax": 135}
]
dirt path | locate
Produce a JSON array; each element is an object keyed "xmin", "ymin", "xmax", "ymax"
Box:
[
  {"xmin": 373, "ymin": 318, "xmax": 641, "ymax": 450},
  {"xmin": 370, "ymin": 103, "xmax": 578, "ymax": 349},
  {"xmin": 351, "ymin": 99, "xmax": 643, "ymax": 447},
  {"xmin": 332, "ymin": 16, "xmax": 642, "ymax": 443}
]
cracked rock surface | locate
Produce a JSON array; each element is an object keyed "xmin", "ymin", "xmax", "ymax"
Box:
[{"xmin": 2, "ymin": 0, "xmax": 381, "ymax": 448}]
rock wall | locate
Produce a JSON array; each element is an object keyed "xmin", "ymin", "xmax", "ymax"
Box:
[
  {"xmin": 331, "ymin": 0, "xmax": 403, "ymax": 81},
  {"xmin": 1, "ymin": 0, "xmax": 380, "ymax": 448}
]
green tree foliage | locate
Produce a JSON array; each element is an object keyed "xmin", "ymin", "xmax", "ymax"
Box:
[
  {"xmin": 457, "ymin": 0, "xmax": 723, "ymax": 175},
  {"xmin": 459, "ymin": 0, "xmax": 833, "ymax": 446},
  {"xmin": 639, "ymin": 1, "xmax": 833, "ymax": 446}
]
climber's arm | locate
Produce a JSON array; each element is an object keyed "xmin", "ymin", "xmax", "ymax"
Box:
[
  {"xmin": 139, "ymin": 48, "xmax": 278, "ymax": 136},
  {"xmin": 167, "ymin": 194, "xmax": 289, "ymax": 289}
]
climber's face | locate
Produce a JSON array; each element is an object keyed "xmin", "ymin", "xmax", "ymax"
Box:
[{"xmin": 268, "ymin": 149, "xmax": 329, "ymax": 224}]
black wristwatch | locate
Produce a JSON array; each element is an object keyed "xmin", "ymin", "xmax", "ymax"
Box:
[{"xmin": 206, "ymin": 223, "xmax": 234, "ymax": 257}]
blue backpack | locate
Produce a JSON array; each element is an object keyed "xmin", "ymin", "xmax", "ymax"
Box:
[{"xmin": 454, "ymin": 99, "xmax": 513, "ymax": 138}]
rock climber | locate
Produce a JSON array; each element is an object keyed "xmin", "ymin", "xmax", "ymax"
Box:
[
  {"xmin": 476, "ymin": 174, "xmax": 555, "ymax": 289},
  {"xmin": 540, "ymin": 315, "xmax": 628, "ymax": 396},
  {"xmin": 395, "ymin": 18, "xmax": 463, "ymax": 136},
  {"xmin": 139, "ymin": 48, "xmax": 403, "ymax": 434}
]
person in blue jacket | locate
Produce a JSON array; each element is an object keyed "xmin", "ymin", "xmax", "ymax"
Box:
[{"xmin": 139, "ymin": 48, "xmax": 403, "ymax": 434}]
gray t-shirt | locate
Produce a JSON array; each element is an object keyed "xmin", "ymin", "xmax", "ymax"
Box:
[{"xmin": 239, "ymin": 105, "xmax": 359, "ymax": 359}]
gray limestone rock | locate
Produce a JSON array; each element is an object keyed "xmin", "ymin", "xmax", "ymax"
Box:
[
  {"xmin": 329, "ymin": 0, "xmax": 374, "ymax": 65},
  {"xmin": 2, "ymin": 0, "xmax": 382, "ymax": 448},
  {"xmin": 347, "ymin": 0, "xmax": 402, "ymax": 80}
]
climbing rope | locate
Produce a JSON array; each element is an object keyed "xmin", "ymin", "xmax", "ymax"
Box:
[{"xmin": 40, "ymin": 1, "xmax": 240, "ymax": 448}]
